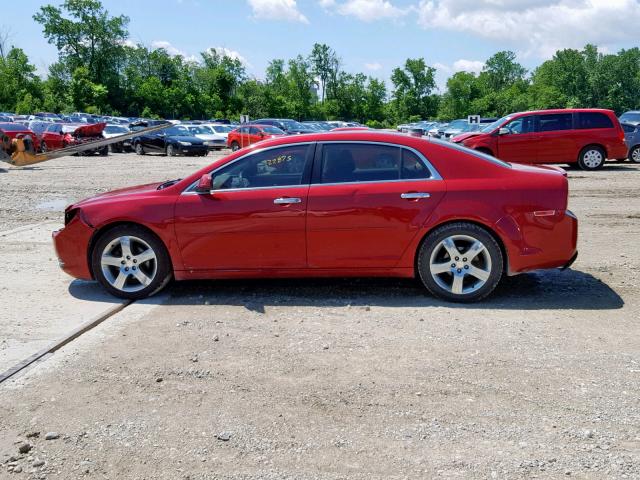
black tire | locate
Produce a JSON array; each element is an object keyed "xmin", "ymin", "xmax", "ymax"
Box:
[
  {"xmin": 40, "ymin": 141, "xmax": 47, "ymax": 153},
  {"xmin": 166, "ymin": 144, "xmax": 177, "ymax": 157},
  {"xmin": 417, "ymin": 222, "xmax": 503, "ymax": 303},
  {"xmin": 629, "ymin": 145, "xmax": 640, "ymax": 164},
  {"xmin": 91, "ymin": 225, "xmax": 172, "ymax": 300},
  {"xmin": 577, "ymin": 145, "xmax": 605, "ymax": 170},
  {"xmin": 230, "ymin": 141, "xmax": 240, "ymax": 152},
  {"xmin": 135, "ymin": 142, "xmax": 145, "ymax": 155},
  {"xmin": 99, "ymin": 146, "xmax": 109, "ymax": 156}
]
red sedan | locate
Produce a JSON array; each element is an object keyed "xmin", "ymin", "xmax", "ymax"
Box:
[
  {"xmin": 227, "ymin": 124, "xmax": 285, "ymax": 151},
  {"xmin": 53, "ymin": 131, "xmax": 578, "ymax": 302}
]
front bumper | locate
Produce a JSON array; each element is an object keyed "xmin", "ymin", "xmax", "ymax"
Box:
[
  {"xmin": 52, "ymin": 213, "xmax": 94, "ymax": 280},
  {"xmin": 176, "ymin": 144, "xmax": 208, "ymax": 155}
]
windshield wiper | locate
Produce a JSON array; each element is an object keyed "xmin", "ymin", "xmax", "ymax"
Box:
[{"xmin": 157, "ymin": 179, "xmax": 182, "ymax": 190}]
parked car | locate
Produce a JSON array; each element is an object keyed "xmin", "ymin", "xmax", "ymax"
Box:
[
  {"xmin": 619, "ymin": 110, "xmax": 640, "ymax": 126},
  {"xmin": 0, "ymin": 115, "xmax": 13, "ymax": 123},
  {"xmin": 133, "ymin": 125, "xmax": 207, "ymax": 157},
  {"xmin": 622, "ymin": 123, "xmax": 640, "ymax": 163},
  {"xmin": 0, "ymin": 122, "xmax": 41, "ymax": 152},
  {"xmin": 103, "ymin": 124, "xmax": 132, "ymax": 152},
  {"xmin": 251, "ymin": 118, "xmax": 316, "ymax": 134},
  {"xmin": 451, "ymin": 109, "xmax": 628, "ymax": 170},
  {"xmin": 41, "ymin": 122, "xmax": 108, "ymax": 155},
  {"xmin": 227, "ymin": 124, "xmax": 286, "ymax": 151},
  {"xmin": 203, "ymin": 123, "xmax": 234, "ymax": 142},
  {"xmin": 53, "ymin": 130, "xmax": 578, "ymax": 303},
  {"xmin": 185, "ymin": 125, "xmax": 227, "ymax": 151}
]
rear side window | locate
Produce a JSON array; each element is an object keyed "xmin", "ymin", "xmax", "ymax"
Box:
[
  {"xmin": 249, "ymin": 127, "xmax": 260, "ymax": 135},
  {"xmin": 577, "ymin": 112, "xmax": 614, "ymax": 129},
  {"xmin": 319, "ymin": 143, "xmax": 432, "ymax": 184},
  {"xmin": 538, "ymin": 113, "xmax": 573, "ymax": 132}
]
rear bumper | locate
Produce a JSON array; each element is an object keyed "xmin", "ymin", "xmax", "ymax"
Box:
[
  {"xmin": 560, "ymin": 250, "xmax": 578, "ymax": 270},
  {"xmin": 501, "ymin": 209, "xmax": 578, "ymax": 275},
  {"xmin": 52, "ymin": 214, "xmax": 94, "ymax": 280}
]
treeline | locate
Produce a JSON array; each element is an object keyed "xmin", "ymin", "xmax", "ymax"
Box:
[{"xmin": 1, "ymin": 0, "xmax": 640, "ymax": 127}]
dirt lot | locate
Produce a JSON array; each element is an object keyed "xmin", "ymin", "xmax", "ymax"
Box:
[{"xmin": 0, "ymin": 152, "xmax": 639, "ymax": 479}]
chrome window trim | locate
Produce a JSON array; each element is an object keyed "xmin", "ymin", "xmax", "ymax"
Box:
[
  {"xmin": 181, "ymin": 139, "xmax": 443, "ymax": 195},
  {"xmin": 314, "ymin": 140, "xmax": 442, "ymax": 182},
  {"xmin": 182, "ymin": 142, "xmax": 315, "ymax": 194}
]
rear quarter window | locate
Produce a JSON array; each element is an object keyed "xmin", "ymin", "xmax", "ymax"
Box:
[{"xmin": 577, "ymin": 112, "xmax": 614, "ymax": 129}]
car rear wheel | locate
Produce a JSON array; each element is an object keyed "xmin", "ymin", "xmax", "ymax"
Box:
[
  {"xmin": 417, "ymin": 222, "xmax": 503, "ymax": 303},
  {"xmin": 578, "ymin": 146, "xmax": 605, "ymax": 170},
  {"xmin": 230, "ymin": 141, "xmax": 240, "ymax": 152},
  {"xmin": 40, "ymin": 142, "xmax": 47, "ymax": 153},
  {"xmin": 166, "ymin": 144, "xmax": 176, "ymax": 157},
  {"xmin": 135, "ymin": 143, "xmax": 145, "ymax": 155},
  {"xmin": 91, "ymin": 225, "xmax": 172, "ymax": 300},
  {"xmin": 629, "ymin": 145, "xmax": 640, "ymax": 164}
]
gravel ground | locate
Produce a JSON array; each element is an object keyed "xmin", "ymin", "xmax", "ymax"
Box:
[{"xmin": 0, "ymin": 153, "xmax": 639, "ymax": 479}]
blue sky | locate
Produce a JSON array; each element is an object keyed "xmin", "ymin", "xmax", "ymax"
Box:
[{"xmin": 3, "ymin": 0, "xmax": 640, "ymax": 91}]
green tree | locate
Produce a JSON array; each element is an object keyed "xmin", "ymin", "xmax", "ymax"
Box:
[{"xmin": 391, "ymin": 58, "xmax": 437, "ymax": 121}]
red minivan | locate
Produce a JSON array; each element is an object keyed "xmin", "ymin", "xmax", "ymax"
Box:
[{"xmin": 451, "ymin": 109, "xmax": 628, "ymax": 170}]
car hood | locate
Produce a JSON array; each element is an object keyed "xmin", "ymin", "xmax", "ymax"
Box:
[
  {"xmin": 71, "ymin": 182, "xmax": 164, "ymax": 209},
  {"xmin": 451, "ymin": 131, "xmax": 484, "ymax": 143},
  {"xmin": 169, "ymin": 135, "xmax": 204, "ymax": 144},
  {"xmin": 74, "ymin": 122, "xmax": 107, "ymax": 137}
]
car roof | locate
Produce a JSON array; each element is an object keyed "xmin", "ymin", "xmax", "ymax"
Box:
[{"xmin": 511, "ymin": 108, "xmax": 615, "ymax": 116}]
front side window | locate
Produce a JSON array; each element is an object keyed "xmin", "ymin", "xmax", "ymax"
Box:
[
  {"xmin": 249, "ymin": 127, "xmax": 260, "ymax": 135},
  {"xmin": 577, "ymin": 112, "xmax": 614, "ymax": 129},
  {"xmin": 504, "ymin": 115, "xmax": 535, "ymax": 134},
  {"xmin": 212, "ymin": 144, "xmax": 311, "ymax": 190},
  {"xmin": 622, "ymin": 124, "xmax": 635, "ymax": 133},
  {"xmin": 538, "ymin": 113, "xmax": 573, "ymax": 132}
]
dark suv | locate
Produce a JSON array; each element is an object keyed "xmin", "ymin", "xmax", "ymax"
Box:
[{"xmin": 133, "ymin": 125, "xmax": 208, "ymax": 157}]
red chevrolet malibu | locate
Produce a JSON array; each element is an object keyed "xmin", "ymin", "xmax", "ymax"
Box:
[{"xmin": 53, "ymin": 131, "xmax": 578, "ymax": 302}]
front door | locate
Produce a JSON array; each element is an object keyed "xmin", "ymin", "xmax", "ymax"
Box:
[
  {"xmin": 496, "ymin": 115, "xmax": 538, "ymax": 163},
  {"xmin": 174, "ymin": 143, "xmax": 315, "ymax": 270},
  {"xmin": 306, "ymin": 142, "xmax": 446, "ymax": 269}
]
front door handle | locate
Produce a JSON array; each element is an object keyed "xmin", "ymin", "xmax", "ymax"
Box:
[
  {"xmin": 274, "ymin": 197, "xmax": 302, "ymax": 205},
  {"xmin": 400, "ymin": 192, "xmax": 431, "ymax": 200}
]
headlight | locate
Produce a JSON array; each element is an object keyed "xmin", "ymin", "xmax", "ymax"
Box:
[
  {"xmin": 178, "ymin": 141, "xmax": 192, "ymax": 146},
  {"xmin": 203, "ymin": 141, "xmax": 211, "ymax": 146}
]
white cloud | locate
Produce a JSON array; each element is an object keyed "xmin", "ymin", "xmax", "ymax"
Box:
[
  {"xmin": 416, "ymin": 0, "xmax": 640, "ymax": 58},
  {"xmin": 433, "ymin": 62, "xmax": 450, "ymax": 72},
  {"xmin": 364, "ymin": 62, "xmax": 383, "ymax": 71},
  {"xmin": 248, "ymin": 0, "xmax": 309, "ymax": 23},
  {"xmin": 323, "ymin": 0, "xmax": 409, "ymax": 21},
  {"xmin": 452, "ymin": 59, "xmax": 484, "ymax": 74},
  {"xmin": 151, "ymin": 40, "xmax": 187, "ymax": 58},
  {"xmin": 207, "ymin": 46, "xmax": 250, "ymax": 66}
]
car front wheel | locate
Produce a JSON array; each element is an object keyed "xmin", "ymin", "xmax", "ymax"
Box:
[
  {"xmin": 417, "ymin": 222, "xmax": 503, "ymax": 302},
  {"xmin": 629, "ymin": 145, "xmax": 640, "ymax": 164},
  {"xmin": 578, "ymin": 146, "xmax": 605, "ymax": 170},
  {"xmin": 91, "ymin": 225, "xmax": 172, "ymax": 299},
  {"xmin": 166, "ymin": 144, "xmax": 176, "ymax": 157}
]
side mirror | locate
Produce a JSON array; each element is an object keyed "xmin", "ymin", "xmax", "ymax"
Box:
[
  {"xmin": 498, "ymin": 127, "xmax": 510, "ymax": 135},
  {"xmin": 195, "ymin": 174, "xmax": 213, "ymax": 194}
]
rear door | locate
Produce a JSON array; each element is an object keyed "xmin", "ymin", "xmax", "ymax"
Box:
[
  {"xmin": 536, "ymin": 113, "xmax": 576, "ymax": 163},
  {"xmin": 306, "ymin": 142, "xmax": 446, "ymax": 269},
  {"xmin": 495, "ymin": 115, "xmax": 538, "ymax": 163}
]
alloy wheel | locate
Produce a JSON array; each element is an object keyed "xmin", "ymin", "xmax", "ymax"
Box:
[
  {"xmin": 631, "ymin": 146, "xmax": 640, "ymax": 163},
  {"xmin": 100, "ymin": 235, "xmax": 158, "ymax": 293},
  {"xmin": 429, "ymin": 235, "xmax": 492, "ymax": 295}
]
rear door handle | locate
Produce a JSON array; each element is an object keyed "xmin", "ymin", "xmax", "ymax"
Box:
[
  {"xmin": 400, "ymin": 192, "xmax": 431, "ymax": 200},
  {"xmin": 274, "ymin": 197, "xmax": 302, "ymax": 204}
]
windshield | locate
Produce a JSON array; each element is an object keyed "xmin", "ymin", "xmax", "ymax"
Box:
[
  {"xmin": 104, "ymin": 125, "xmax": 128, "ymax": 134},
  {"xmin": 165, "ymin": 126, "xmax": 190, "ymax": 136},
  {"xmin": 448, "ymin": 119, "xmax": 468, "ymax": 129},
  {"xmin": 620, "ymin": 112, "xmax": 640, "ymax": 124},
  {"xmin": 460, "ymin": 123, "xmax": 481, "ymax": 133},
  {"xmin": 188, "ymin": 126, "xmax": 212, "ymax": 134},
  {"xmin": 282, "ymin": 120, "xmax": 305, "ymax": 130},
  {"xmin": 481, "ymin": 115, "xmax": 511, "ymax": 133},
  {"xmin": 263, "ymin": 126, "xmax": 285, "ymax": 134},
  {"xmin": 210, "ymin": 125, "xmax": 232, "ymax": 133}
]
